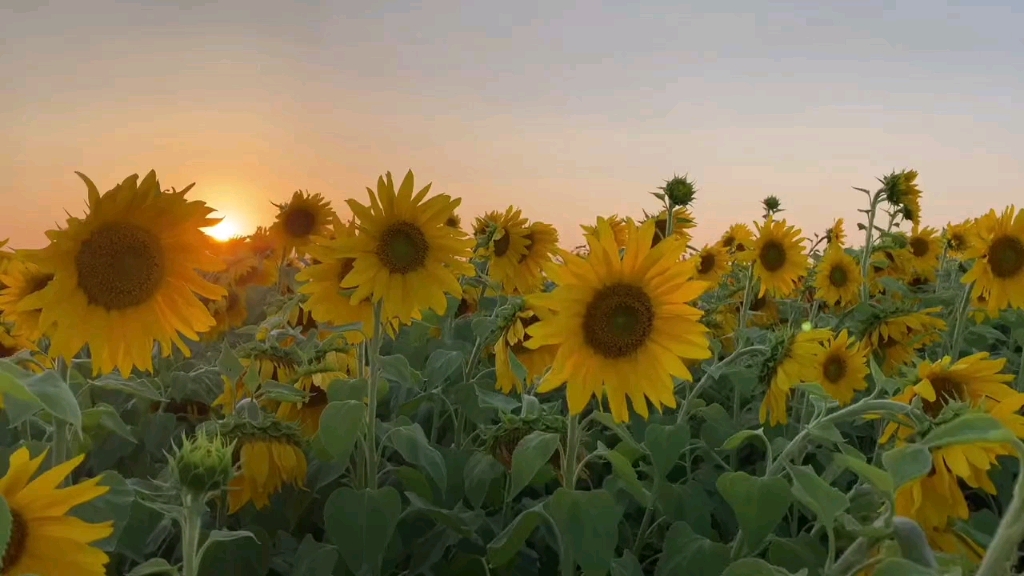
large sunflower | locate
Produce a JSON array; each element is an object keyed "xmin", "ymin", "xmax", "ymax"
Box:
[
  {"xmin": 335, "ymin": 171, "xmax": 476, "ymax": 325},
  {"xmin": 690, "ymin": 244, "xmax": 731, "ymax": 285},
  {"xmin": 0, "ymin": 447, "xmax": 114, "ymax": 576},
  {"xmin": 495, "ymin": 303, "xmax": 559, "ymax": 395},
  {"xmin": 473, "ymin": 210, "xmax": 504, "ymax": 237},
  {"xmin": 811, "ymin": 330, "xmax": 868, "ymax": 405},
  {"xmin": 863, "ymin": 307, "xmax": 946, "ymax": 376},
  {"xmin": 904, "ymin": 223, "xmax": 942, "ymax": 276},
  {"xmin": 270, "ymin": 190, "xmax": 337, "ymax": 256},
  {"xmin": 525, "ymin": 218, "xmax": 711, "ymax": 422},
  {"xmin": 479, "ymin": 206, "xmax": 532, "ymax": 294},
  {"xmin": 0, "ymin": 257, "xmax": 54, "ymax": 340},
  {"xmin": 509, "ymin": 221, "xmax": 559, "ymax": 294},
  {"xmin": 718, "ymin": 223, "xmax": 755, "ymax": 254},
  {"xmin": 739, "ymin": 218, "xmax": 808, "ymax": 298},
  {"xmin": 759, "ymin": 328, "xmax": 831, "ymax": 426},
  {"xmin": 17, "ymin": 171, "xmax": 224, "ymax": 376},
  {"xmin": 962, "ymin": 205, "xmax": 1024, "ymax": 313},
  {"xmin": 813, "ymin": 246, "xmax": 861, "ymax": 307}
]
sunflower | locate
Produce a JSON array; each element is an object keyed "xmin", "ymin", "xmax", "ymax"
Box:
[
  {"xmin": 456, "ymin": 284, "xmax": 482, "ymax": 317},
  {"xmin": 495, "ymin": 304, "xmax": 559, "ymax": 394},
  {"xmin": 334, "ymin": 171, "xmax": 476, "ymax": 325},
  {"xmin": 270, "ymin": 190, "xmax": 337, "ymax": 256},
  {"xmin": 203, "ymin": 286, "xmax": 249, "ymax": 342},
  {"xmin": 863, "ymin": 307, "xmax": 946, "ymax": 376},
  {"xmin": 473, "ymin": 210, "xmax": 504, "ymax": 237},
  {"xmin": 690, "ymin": 244, "xmax": 731, "ymax": 285},
  {"xmin": 445, "ymin": 212, "xmax": 462, "ymax": 229},
  {"xmin": 704, "ymin": 306, "xmax": 739, "ymax": 354},
  {"xmin": 811, "ymin": 330, "xmax": 868, "ymax": 405},
  {"xmin": 746, "ymin": 292, "xmax": 781, "ymax": 328},
  {"xmin": 524, "ymin": 218, "xmax": 711, "ymax": 422},
  {"xmin": 582, "ymin": 215, "xmax": 629, "ymax": 249},
  {"xmin": 882, "ymin": 169, "xmax": 923, "ymax": 227},
  {"xmin": 825, "ymin": 218, "xmax": 846, "ymax": 247},
  {"xmin": 296, "ymin": 240, "xmax": 374, "ymax": 343},
  {"xmin": 0, "ymin": 447, "xmax": 114, "ymax": 576},
  {"xmin": 16, "ymin": 171, "xmax": 224, "ymax": 376},
  {"xmin": 868, "ymin": 247, "xmax": 911, "ymax": 295},
  {"xmin": 223, "ymin": 419, "xmax": 308, "ymax": 513},
  {"xmin": 813, "ymin": 246, "xmax": 862, "ymax": 307},
  {"xmin": 212, "ymin": 346, "xmax": 301, "ymax": 412},
  {"xmin": 905, "ymin": 224, "xmax": 942, "ymax": 276},
  {"xmin": 649, "ymin": 208, "xmax": 695, "ymax": 248},
  {"xmin": 718, "ymin": 223, "xmax": 755, "ymax": 254},
  {"xmin": 759, "ymin": 328, "xmax": 831, "ymax": 426},
  {"xmin": 478, "ymin": 206, "xmax": 532, "ymax": 293},
  {"xmin": 0, "ymin": 257, "xmax": 54, "ymax": 340},
  {"xmin": 738, "ymin": 218, "xmax": 808, "ymax": 298},
  {"xmin": 944, "ymin": 219, "xmax": 973, "ymax": 256},
  {"xmin": 971, "ymin": 291, "xmax": 997, "ymax": 324},
  {"xmin": 509, "ymin": 221, "xmax": 559, "ymax": 294},
  {"xmin": 277, "ymin": 348, "xmax": 358, "ymax": 437},
  {"xmin": 962, "ymin": 205, "xmax": 1024, "ymax": 313}
]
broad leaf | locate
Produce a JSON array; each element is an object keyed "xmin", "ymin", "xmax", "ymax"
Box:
[
  {"xmin": 787, "ymin": 464, "xmax": 849, "ymax": 529},
  {"xmin": 509, "ymin": 431, "xmax": 560, "ymax": 499},
  {"xmin": 324, "ymin": 487, "xmax": 403, "ymax": 576},
  {"xmin": 716, "ymin": 472, "xmax": 792, "ymax": 551},
  {"xmin": 387, "ymin": 423, "xmax": 447, "ymax": 491}
]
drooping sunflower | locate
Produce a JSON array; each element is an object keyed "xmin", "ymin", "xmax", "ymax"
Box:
[
  {"xmin": 212, "ymin": 344, "xmax": 302, "ymax": 412},
  {"xmin": 881, "ymin": 169, "xmax": 923, "ymax": 227},
  {"xmin": 863, "ymin": 306, "xmax": 947, "ymax": 376},
  {"xmin": 944, "ymin": 219, "xmax": 973, "ymax": 256},
  {"xmin": 758, "ymin": 328, "xmax": 831, "ymax": 426},
  {"xmin": 811, "ymin": 330, "xmax": 868, "ymax": 405},
  {"xmin": 581, "ymin": 215, "xmax": 629, "ymax": 249},
  {"xmin": 495, "ymin": 303, "xmax": 559, "ymax": 395},
  {"xmin": 739, "ymin": 218, "xmax": 809, "ymax": 298},
  {"xmin": 0, "ymin": 257, "xmax": 54, "ymax": 340},
  {"xmin": 690, "ymin": 244, "xmax": 731, "ymax": 285},
  {"xmin": 335, "ymin": 171, "xmax": 476, "ymax": 325},
  {"xmin": 718, "ymin": 223, "xmax": 755, "ymax": 254},
  {"xmin": 0, "ymin": 447, "xmax": 114, "ymax": 576},
  {"xmin": 823, "ymin": 218, "xmax": 846, "ymax": 247},
  {"xmin": 296, "ymin": 237, "xmax": 373, "ymax": 343},
  {"xmin": 221, "ymin": 418, "xmax": 308, "ymax": 513},
  {"xmin": 270, "ymin": 190, "xmax": 337, "ymax": 256},
  {"xmin": 508, "ymin": 221, "xmax": 559, "ymax": 294},
  {"xmin": 16, "ymin": 171, "xmax": 225, "ymax": 376},
  {"xmin": 478, "ymin": 206, "xmax": 532, "ymax": 293},
  {"xmin": 813, "ymin": 246, "xmax": 862, "ymax": 307},
  {"xmin": 962, "ymin": 205, "xmax": 1024, "ymax": 313},
  {"xmin": 525, "ymin": 218, "xmax": 711, "ymax": 422},
  {"xmin": 904, "ymin": 223, "xmax": 942, "ymax": 276},
  {"xmin": 277, "ymin": 347, "xmax": 358, "ymax": 437}
]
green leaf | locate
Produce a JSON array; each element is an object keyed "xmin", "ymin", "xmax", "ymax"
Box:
[
  {"xmin": 0, "ymin": 361, "xmax": 44, "ymax": 408},
  {"xmin": 24, "ymin": 370, "xmax": 82, "ymax": 430},
  {"xmin": 833, "ymin": 453, "xmax": 894, "ymax": 494},
  {"xmin": 289, "ymin": 535, "xmax": 338, "ymax": 576},
  {"xmin": 716, "ymin": 472, "xmax": 793, "ymax": 551},
  {"xmin": 81, "ymin": 404, "xmax": 136, "ymax": 443},
  {"xmin": 644, "ymin": 421, "xmax": 690, "ymax": 478},
  {"xmin": 872, "ymin": 558, "xmax": 937, "ymax": 576},
  {"xmin": 882, "ymin": 444, "xmax": 932, "ymax": 490},
  {"xmin": 127, "ymin": 558, "xmax": 179, "ymax": 576},
  {"xmin": 379, "ymin": 354, "xmax": 424, "ymax": 389},
  {"xmin": 544, "ymin": 488, "xmax": 625, "ymax": 574},
  {"xmin": 0, "ymin": 494, "xmax": 11, "ymax": 572},
  {"xmin": 891, "ymin": 517, "xmax": 938, "ymax": 569},
  {"xmin": 217, "ymin": 345, "xmax": 245, "ymax": 383},
  {"xmin": 786, "ymin": 464, "xmax": 849, "ymax": 529},
  {"xmin": 326, "ymin": 378, "xmax": 370, "ymax": 402},
  {"xmin": 242, "ymin": 361, "xmax": 261, "ymax": 395},
  {"xmin": 486, "ymin": 505, "xmax": 546, "ymax": 567},
  {"xmin": 93, "ymin": 375, "xmax": 163, "ymax": 401},
  {"xmin": 594, "ymin": 442, "xmax": 650, "ymax": 507},
  {"xmin": 767, "ymin": 535, "xmax": 827, "ymax": 576},
  {"xmin": 655, "ymin": 522, "xmax": 732, "ymax": 576},
  {"xmin": 475, "ymin": 385, "xmax": 521, "ymax": 413},
  {"xmin": 611, "ymin": 552, "xmax": 644, "ymax": 576},
  {"xmin": 921, "ymin": 412, "xmax": 1015, "ymax": 449},
  {"xmin": 423, "ymin": 349, "xmax": 464, "ymax": 388},
  {"xmin": 197, "ymin": 530, "xmax": 258, "ymax": 562},
  {"xmin": 318, "ymin": 401, "xmax": 365, "ymax": 466},
  {"xmin": 699, "ymin": 403, "xmax": 741, "ymax": 449},
  {"xmin": 868, "ymin": 356, "xmax": 899, "ymax": 394},
  {"xmin": 387, "ymin": 423, "xmax": 447, "ymax": 491},
  {"xmin": 471, "ymin": 317, "xmax": 499, "ymax": 340},
  {"xmin": 258, "ymin": 381, "xmax": 308, "ymax": 403},
  {"xmin": 509, "ymin": 431, "xmax": 560, "ymax": 499},
  {"xmin": 464, "ymin": 452, "xmax": 505, "ymax": 509},
  {"xmin": 324, "ymin": 487, "xmax": 403, "ymax": 576},
  {"xmin": 723, "ymin": 558, "xmax": 803, "ymax": 575},
  {"xmin": 402, "ymin": 492, "xmax": 479, "ymax": 538},
  {"xmin": 520, "ymin": 394, "xmax": 541, "ymax": 420}
]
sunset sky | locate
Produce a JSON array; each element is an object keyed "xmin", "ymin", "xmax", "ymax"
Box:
[{"xmin": 2, "ymin": 0, "xmax": 1022, "ymax": 249}]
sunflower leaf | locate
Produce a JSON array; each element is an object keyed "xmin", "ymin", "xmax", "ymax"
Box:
[
  {"xmin": 463, "ymin": 452, "xmax": 505, "ymax": 509},
  {"xmin": 127, "ymin": 558, "xmax": 179, "ymax": 576},
  {"xmin": 921, "ymin": 412, "xmax": 1016, "ymax": 449},
  {"xmin": 23, "ymin": 369, "xmax": 82, "ymax": 430},
  {"xmin": 486, "ymin": 505, "xmax": 547, "ymax": 567},
  {"xmin": 785, "ymin": 463, "xmax": 849, "ymax": 530},
  {"xmin": 217, "ymin": 345, "xmax": 245, "ymax": 383},
  {"xmin": 544, "ymin": 488, "xmax": 625, "ymax": 574},
  {"xmin": 387, "ymin": 423, "xmax": 447, "ymax": 491},
  {"xmin": 716, "ymin": 472, "xmax": 793, "ymax": 551},
  {"xmin": 594, "ymin": 442, "xmax": 651, "ymax": 507},
  {"xmin": 324, "ymin": 487, "xmax": 403, "ymax": 576},
  {"xmin": 882, "ymin": 444, "xmax": 932, "ymax": 490},
  {"xmin": 655, "ymin": 522, "xmax": 732, "ymax": 576},
  {"xmin": 871, "ymin": 557, "xmax": 938, "ymax": 576},
  {"xmin": 508, "ymin": 431, "xmax": 560, "ymax": 499},
  {"xmin": 833, "ymin": 453, "xmax": 894, "ymax": 494},
  {"xmin": 378, "ymin": 354, "xmax": 424, "ymax": 389},
  {"xmin": 318, "ymin": 401, "xmax": 365, "ymax": 466},
  {"xmin": 644, "ymin": 421, "xmax": 691, "ymax": 479},
  {"xmin": 723, "ymin": 558, "xmax": 805, "ymax": 575}
]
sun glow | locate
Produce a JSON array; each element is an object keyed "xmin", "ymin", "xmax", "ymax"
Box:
[{"xmin": 203, "ymin": 216, "xmax": 245, "ymax": 242}]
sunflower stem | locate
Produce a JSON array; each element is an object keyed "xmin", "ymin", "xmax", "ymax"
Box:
[
  {"xmin": 947, "ymin": 281, "xmax": 974, "ymax": 361},
  {"xmin": 562, "ymin": 414, "xmax": 581, "ymax": 489},
  {"xmin": 735, "ymin": 265, "xmax": 755, "ymax": 350},
  {"xmin": 975, "ymin": 438, "xmax": 1024, "ymax": 576},
  {"xmin": 859, "ymin": 192, "xmax": 883, "ymax": 303},
  {"xmin": 364, "ymin": 301, "xmax": 385, "ymax": 490},
  {"xmin": 180, "ymin": 492, "xmax": 207, "ymax": 576},
  {"xmin": 677, "ymin": 346, "xmax": 768, "ymax": 423}
]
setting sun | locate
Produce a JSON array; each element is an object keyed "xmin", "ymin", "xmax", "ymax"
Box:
[{"xmin": 203, "ymin": 216, "xmax": 245, "ymax": 242}]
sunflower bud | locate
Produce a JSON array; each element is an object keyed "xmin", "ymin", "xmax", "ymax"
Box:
[
  {"xmin": 172, "ymin": 432, "xmax": 235, "ymax": 495},
  {"xmin": 761, "ymin": 195, "xmax": 782, "ymax": 217},
  {"xmin": 660, "ymin": 174, "xmax": 697, "ymax": 208}
]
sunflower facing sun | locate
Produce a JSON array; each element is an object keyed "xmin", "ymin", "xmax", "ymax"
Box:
[
  {"xmin": 812, "ymin": 329, "xmax": 868, "ymax": 406},
  {"xmin": 690, "ymin": 244, "xmax": 731, "ymax": 284},
  {"xmin": 270, "ymin": 190, "xmax": 338, "ymax": 256},
  {"xmin": 813, "ymin": 246, "xmax": 861, "ymax": 307},
  {"xmin": 16, "ymin": 171, "xmax": 226, "ymax": 376},
  {"xmin": 962, "ymin": 205, "xmax": 1024, "ymax": 313},
  {"xmin": 524, "ymin": 217, "xmax": 711, "ymax": 422},
  {"xmin": 740, "ymin": 218, "xmax": 809, "ymax": 298},
  {"xmin": 479, "ymin": 206, "xmax": 532, "ymax": 293},
  {"xmin": 718, "ymin": 223, "xmax": 755, "ymax": 254},
  {"xmin": 0, "ymin": 257, "xmax": 54, "ymax": 340}
]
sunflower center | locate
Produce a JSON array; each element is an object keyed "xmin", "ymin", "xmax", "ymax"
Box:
[
  {"xmin": 988, "ymin": 235, "xmax": 1024, "ymax": 279},
  {"xmin": 758, "ymin": 240, "xmax": 787, "ymax": 272},
  {"xmin": 493, "ymin": 232, "xmax": 512, "ymax": 258},
  {"xmin": 950, "ymin": 233, "xmax": 966, "ymax": 251},
  {"xmin": 828, "ymin": 265, "xmax": 849, "ymax": 288},
  {"xmin": 749, "ymin": 293, "xmax": 768, "ymax": 312},
  {"xmin": 582, "ymin": 283, "xmax": 655, "ymax": 359},
  {"xmin": 910, "ymin": 237, "xmax": 930, "ymax": 258},
  {"xmin": 376, "ymin": 221, "xmax": 429, "ymax": 274},
  {"xmin": 698, "ymin": 253, "xmax": 716, "ymax": 275},
  {"xmin": 307, "ymin": 384, "xmax": 328, "ymax": 407},
  {"xmin": 822, "ymin": 353, "xmax": 847, "ymax": 383},
  {"xmin": 721, "ymin": 235, "xmax": 735, "ymax": 249},
  {"xmin": 283, "ymin": 208, "xmax": 317, "ymax": 238},
  {"xmin": 2, "ymin": 510, "xmax": 28, "ymax": 568},
  {"xmin": 517, "ymin": 232, "xmax": 535, "ymax": 264},
  {"xmin": 921, "ymin": 375, "xmax": 968, "ymax": 418},
  {"xmin": 75, "ymin": 222, "xmax": 165, "ymax": 310}
]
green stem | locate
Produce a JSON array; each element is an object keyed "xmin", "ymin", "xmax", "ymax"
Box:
[
  {"xmin": 563, "ymin": 414, "xmax": 581, "ymax": 489},
  {"xmin": 859, "ymin": 193, "xmax": 882, "ymax": 303},
  {"xmin": 947, "ymin": 282, "xmax": 973, "ymax": 361},
  {"xmin": 677, "ymin": 346, "xmax": 768, "ymax": 423},
  {"xmin": 735, "ymin": 266, "xmax": 755, "ymax": 350},
  {"xmin": 632, "ymin": 503, "xmax": 656, "ymax": 555},
  {"xmin": 180, "ymin": 493, "xmax": 207, "ymax": 576},
  {"xmin": 364, "ymin": 301, "xmax": 384, "ymax": 490},
  {"xmin": 975, "ymin": 438, "xmax": 1024, "ymax": 576}
]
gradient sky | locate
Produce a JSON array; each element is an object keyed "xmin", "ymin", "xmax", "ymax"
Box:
[{"xmin": 2, "ymin": 0, "xmax": 1022, "ymax": 250}]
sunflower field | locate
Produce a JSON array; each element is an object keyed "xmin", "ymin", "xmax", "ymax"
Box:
[{"xmin": 1, "ymin": 168, "xmax": 1024, "ymax": 576}]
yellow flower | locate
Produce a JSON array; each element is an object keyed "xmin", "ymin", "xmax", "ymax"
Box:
[
  {"xmin": 509, "ymin": 221, "xmax": 559, "ymax": 294},
  {"xmin": 479, "ymin": 206, "xmax": 532, "ymax": 294},
  {"xmin": 944, "ymin": 219, "xmax": 973, "ymax": 256},
  {"xmin": 905, "ymin": 223, "xmax": 942, "ymax": 276},
  {"xmin": 526, "ymin": 218, "xmax": 711, "ymax": 422},
  {"xmin": 445, "ymin": 212, "xmax": 462, "ymax": 229},
  {"xmin": 495, "ymin": 304, "xmax": 559, "ymax": 394},
  {"xmin": 718, "ymin": 223, "xmax": 755, "ymax": 254},
  {"xmin": 745, "ymin": 293, "xmax": 781, "ymax": 328},
  {"xmin": 212, "ymin": 348, "xmax": 301, "ymax": 412},
  {"xmin": 296, "ymin": 227, "xmax": 375, "ymax": 343},
  {"xmin": 868, "ymin": 247, "xmax": 911, "ymax": 295},
  {"xmin": 740, "ymin": 218, "xmax": 809, "ymax": 298},
  {"xmin": 863, "ymin": 307, "xmax": 946, "ymax": 376},
  {"xmin": 270, "ymin": 190, "xmax": 337, "ymax": 256},
  {"xmin": 0, "ymin": 257, "xmax": 54, "ymax": 341},
  {"xmin": 813, "ymin": 246, "xmax": 862, "ymax": 307},
  {"xmin": 0, "ymin": 447, "xmax": 114, "ymax": 576},
  {"xmin": 581, "ymin": 215, "xmax": 628, "ymax": 249},
  {"xmin": 649, "ymin": 208, "xmax": 695, "ymax": 247},
  {"xmin": 759, "ymin": 328, "xmax": 831, "ymax": 426},
  {"xmin": 17, "ymin": 171, "xmax": 225, "ymax": 376},
  {"xmin": 336, "ymin": 171, "xmax": 476, "ymax": 325},
  {"xmin": 882, "ymin": 169, "xmax": 923, "ymax": 226},
  {"xmin": 704, "ymin": 306, "xmax": 739, "ymax": 354},
  {"xmin": 277, "ymin": 348, "xmax": 358, "ymax": 437},
  {"xmin": 202, "ymin": 286, "xmax": 249, "ymax": 342},
  {"xmin": 811, "ymin": 330, "xmax": 868, "ymax": 405},
  {"xmin": 826, "ymin": 218, "xmax": 846, "ymax": 247},
  {"xmin": 227, "ymin": 432, "xmax": 307, "ymax": 513},
  {"xmin": 473, "ymin": 210, "xmax": 504, "ymax": 237},
  {"xmin": 690, "ymin": 244, "xmax": 731, "ymax": 285},
  {"xmin": 962, "ymin": 205, "xmax": 1024, "ymax": 313}
]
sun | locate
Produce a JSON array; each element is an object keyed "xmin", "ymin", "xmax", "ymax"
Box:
[{"xmin": 204, "ymin": 215, "xmax": 245, "ymax": 242}]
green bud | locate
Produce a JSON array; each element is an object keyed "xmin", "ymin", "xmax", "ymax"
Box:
[
  {"xmin": 762, "ymin": 195, "xmax": 782, "ymax": 214},
  {"xmin": 659, "ymin": 174, "xmax": 697, "ymax": 208},
  {"xmin": 172, "ymin": 432, "xmax": 235, "ymax": 495}
]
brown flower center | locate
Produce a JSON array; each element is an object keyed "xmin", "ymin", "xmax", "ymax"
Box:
[
  {"xmin": 758, "ymin": 240, "xmax": 787, "ymax": 272},
  {"xmin": 988, "ymin": 235, "xmax": 1024, "ymax": 279},
  {"xmin": 493, "ymin": 231, "xmax": 512, "ymax": 258},
  {"xmin": 910, "ymin": 236, "xmax": 930, "ymax": 258},
  {"xmin": 376, "ymin": 221, "xmax": 429, "ymax": 274},
  {"xmin": 920, "ymin": 375, "xmax": 967, "ymax": 418},
  {"xmin": 582, "ymin": 283, "xmax": 655, "ymax": 359},
  {"xmin": 307, "ymin": 384, "xmax": 329, "ymax": 407},
  {"xmin": 698, "ymin": 253, "xmax": 716, "ymax": 275},
  {"xmin": 822, "ymin": 353, "xmax": 847, "ymax": 384},
  {"xmin": 828, "ymin": 264, "xmax": 849, "ymax": 288},
  {"xmin": 283, "ymin": 207, "xmax": 317, "ymax": 238},
  {"xmin": 76, "ymin": 222, "xmax": 165, "ymax": 310}
]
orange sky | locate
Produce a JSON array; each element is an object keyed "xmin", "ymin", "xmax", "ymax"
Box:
[{"xmin": 3, "ymin": 1, "xmax": 1022, "ymax": 250}]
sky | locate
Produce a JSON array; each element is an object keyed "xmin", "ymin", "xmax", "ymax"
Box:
[{"xmin": 2, "ymin": 0, "xmax": 1022, "ymax": 250}]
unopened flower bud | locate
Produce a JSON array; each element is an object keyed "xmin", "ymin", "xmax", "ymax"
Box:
[{"xmin": 172, "ymin": 432, "xmax": 235, "ymax": 495}]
